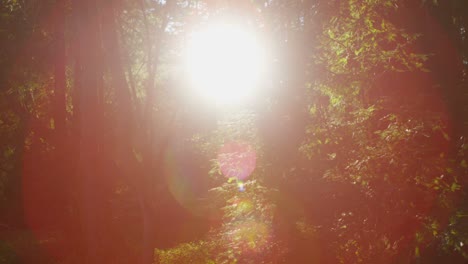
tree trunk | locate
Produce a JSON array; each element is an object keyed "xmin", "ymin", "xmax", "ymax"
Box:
[
  {"xmin": 54, "ymin": 0, "xmax": 67, "ymax": 134},
  {"xmin": 73, "ymin": 0, "xmax": 107, "ymax": 262}
]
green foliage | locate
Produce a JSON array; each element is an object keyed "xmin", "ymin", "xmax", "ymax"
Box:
[
  {"xmin": 317, "ymin": 0, "xmax": 426, "ymax": 78},
  {"xmin": 206, "ymin": 180, "xmax": 285, "ymax": 264},
  {"xmin": 158, "ymin": 107, "xmax": 285, "ymax": 263},
  {"xmin": 299, "ymin": 0, "xmax": 468, "ymax": 262},
  {"xmin": 155, "ymin": 177, "xmax": 284, "ymax": 263},
  {"xmin": 154, "ymin": 241, "xmax": 215, "ymax": 264}
]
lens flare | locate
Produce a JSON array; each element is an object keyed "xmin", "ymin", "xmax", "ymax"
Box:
[
  {"xmin": 165, "ymin": 146, "xmax": 221, "ymax": 220},
  {"xmin": 237, "ymin": 181, "xmax": 246, "ymax": 192},
  {"xmin": 217, "ymin": 141, "xmax": 257, "ymax": 180}
]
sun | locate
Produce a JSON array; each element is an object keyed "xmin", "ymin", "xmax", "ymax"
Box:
[{"xmin": 185, "ymin": 21, "xmax": 265, "ymax": 105}]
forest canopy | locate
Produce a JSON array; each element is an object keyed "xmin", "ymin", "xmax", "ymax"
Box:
[{"xmin": 0, "ymin": 0, "xmax": 468, "ymax": 264}]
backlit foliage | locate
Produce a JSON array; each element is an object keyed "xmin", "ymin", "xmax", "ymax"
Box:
[{"xmin": 299, "ymin": 0, "xmax": 466, "ymax": 262}]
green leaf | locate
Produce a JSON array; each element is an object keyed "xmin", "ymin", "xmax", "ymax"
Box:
[{"xmin": 451, "ymin": 182, "xmax": 461, "ymax": 192}]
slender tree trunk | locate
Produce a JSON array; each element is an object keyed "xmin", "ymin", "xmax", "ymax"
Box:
[
  {"xmin": 54, "ymin": 0, "xmax": 66, "ymax": 134},
  {"xmin": 52, "ymin": 0, "xmax": 76, "ymax": 261},
  {"xmin": 101, "ymin": 2, "xmax": 161, "ymax": 263},
  {"xmin": 73, "ymin": 0, "xmax": 107, "ymax": 262},
  {"xmin": 138, "ymin": 4, "xmax": 174, "ymax": 261}
]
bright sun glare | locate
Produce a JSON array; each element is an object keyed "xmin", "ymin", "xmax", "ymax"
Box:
[{"xmin": 185, "ymin": 22, "xmax": 265, "ymax": 105}]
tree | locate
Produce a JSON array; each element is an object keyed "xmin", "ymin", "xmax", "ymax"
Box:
[{"xmin": 297, "ymin": 0, "xmax": 467, "ymax": 262}]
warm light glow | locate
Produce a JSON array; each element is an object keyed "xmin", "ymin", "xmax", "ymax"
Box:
[
  {"xmin": 217, "ymin": 141, "xmax": 257, "ymax": 180},
  {"xmin": 185, "ymin": 22, "xmax": 265, "ymax": 105}
]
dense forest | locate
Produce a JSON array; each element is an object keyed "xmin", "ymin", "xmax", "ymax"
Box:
[{"xmin": 1, "ymin": 0, "xmax": 468, "ymax": 263}]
